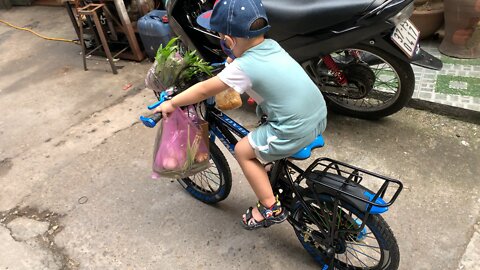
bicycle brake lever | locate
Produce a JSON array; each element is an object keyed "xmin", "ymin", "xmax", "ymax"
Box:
[
  {"xmin": 140, "ymin": 90, "xmax": 169, "ymax": 128},
  {"xmin": 147, "ymin": 91, "xmax": 168, "ymax": 110}
]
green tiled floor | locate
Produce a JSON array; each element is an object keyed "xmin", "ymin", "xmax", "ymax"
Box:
[
  {"xmin": 436, "ymin": 75, "xmax": 480, "ymax": 98},
  {"xmin": 411, "ymin": 40, "xmax": 480, "ymax": 111}
]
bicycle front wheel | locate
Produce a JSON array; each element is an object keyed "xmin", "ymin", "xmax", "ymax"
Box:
[
  {"xmin": 291, "ymin": 193, "xmax": 400, "ymax": 269},
  {"xmin": 178, "ymin": 143, "xmax": 232, "ymax": 204}
]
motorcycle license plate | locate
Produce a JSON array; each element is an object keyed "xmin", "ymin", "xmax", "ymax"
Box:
[{"xmin": 391, "ymin": 20, "xmax": 420, "ymax": 58}]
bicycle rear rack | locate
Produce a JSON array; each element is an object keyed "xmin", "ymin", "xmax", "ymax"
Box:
[
  {"xmin": 291, "ymin": 157, "xmax": 403, "ymax": 244},
  {"xmin": 299, "ymin": 157, "xmax": 403, "ymax": 212}
]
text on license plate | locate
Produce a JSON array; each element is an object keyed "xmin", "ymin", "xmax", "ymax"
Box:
[{"xmin": 391, "ymin": 20, "xmax": 420, "ymax": 58}]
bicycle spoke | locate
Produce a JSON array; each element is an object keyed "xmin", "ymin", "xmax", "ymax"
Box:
[
  {"xmin": 364, "ymin": 235, "xmax": 377, "ymax": 240},
  {"xmin": 201, "ymin": 172, "xmax": 215, "ymax": 192},
  {"xmin": 346, "ymin": 249, "xmax": 369, "ymax": 268},
  {"xmin": 347, "ymin": 242, "xmax": 382, "ymax": 256},
  {"xmin": 192, "ymin": 165, "xmax": 221, "ymax": 187},
  {"xmin": 346, "ymin": 246, "xmax": 380, "ymax": 263},
  {"xmin": 346, "ymin": 231, "xmax": 380, "ymax": 262},
  {"xmin": 205, "ymin": 169, "xmax": 220, "ymax": 178},
  {"xmin": 199, "ymin": 172, "xmax": 209, "ymax": 189},
  {"xmin": 346, "ymin": 236, "xmax": 381, "ymax": 261},
  {"xmin": 198, "ymin": 172, "xmax": 210, "ymax": 191},
  {"xmin": 345, "ymin": 252, "xmax": 354, "ymax": 268},
  {"xmin": 344, "ymin": 233, "xmax": 381, "ymax": 259},
  {"xmin": 190, "ymin": 168, "xmax": 221, "ymax": 192},
  {"xmin": 202, "ymin": 170, "xmax": 220, "ymax": 185}
]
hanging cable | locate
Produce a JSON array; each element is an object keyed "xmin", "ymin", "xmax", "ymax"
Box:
[{"xmin": 0, "ymin": 19, "xmax": 79, "ymax": 44}]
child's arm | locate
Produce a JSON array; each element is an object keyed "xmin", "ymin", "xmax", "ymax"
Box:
[{"xmin": 154, "ymin": 76, "xmax": 229, "ymax": 117}]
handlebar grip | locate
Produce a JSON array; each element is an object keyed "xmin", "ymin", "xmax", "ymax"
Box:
[
  {"xmin": 151, "ymin": 112, "xmax": 162, "ymax": 123},
  {"xmin": 140, "ymin": 112, "xmax": 162, "ymax": 128}
]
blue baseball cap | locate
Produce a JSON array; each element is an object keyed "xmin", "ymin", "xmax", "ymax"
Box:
[{"xmin": 196, "ymin": 0, "xmax": 271, "ymax": 38}]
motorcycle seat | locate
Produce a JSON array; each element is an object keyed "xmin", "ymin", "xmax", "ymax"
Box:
[
  {"xmin": 290, "ymin": 134, "xmax": 325, "ymax": 160},
  {"xmin": 263, "ymin": 0, "xmax": 384, "ymax": 35}
]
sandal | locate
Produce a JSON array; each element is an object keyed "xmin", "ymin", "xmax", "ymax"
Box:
[{"xmin": 242, "ymin": 195, "xmax": 289, "ymax": 230}]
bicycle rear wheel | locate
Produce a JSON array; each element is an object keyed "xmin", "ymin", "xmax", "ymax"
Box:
[
  {"xmin": 178, "ymin": 143, "xmax": 232, "ymax": 204},
  {"xmin": 291, "ymin": 192, "xmax": 400, "ymax": 269}
]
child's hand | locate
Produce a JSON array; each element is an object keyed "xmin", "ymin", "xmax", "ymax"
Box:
[{"xmin": 154, "ymin": 100, "xmax": 177, "ymax": 118}]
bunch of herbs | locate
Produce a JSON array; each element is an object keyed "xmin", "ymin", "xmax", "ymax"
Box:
[{"xmin": 154, "ymin": 37, "xmax": 213, "ymax": 89}]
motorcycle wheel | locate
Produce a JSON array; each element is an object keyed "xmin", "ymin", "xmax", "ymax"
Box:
[{"xmin": 305, "ymin": 44, "xmax": 415, "ymax": 120}]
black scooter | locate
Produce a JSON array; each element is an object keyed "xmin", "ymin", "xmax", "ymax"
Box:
[{"xmin": 165, "ymin": 0, "xmax": 442, "ymax": 119}]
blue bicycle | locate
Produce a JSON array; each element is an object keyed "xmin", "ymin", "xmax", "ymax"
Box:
[{"xmin": 141, "ymin": 83, "xmax": 403, "ymax": 270}]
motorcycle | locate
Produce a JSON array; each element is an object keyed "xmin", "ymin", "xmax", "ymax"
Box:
[{"xmin": 164, "ymin": 0, "xmax": 442, "ymax": 119}]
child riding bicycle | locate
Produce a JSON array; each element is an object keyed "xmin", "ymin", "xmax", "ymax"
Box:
[{"xmin": 154, "ymin": 0, "xmax": 327, "ymax": 230}]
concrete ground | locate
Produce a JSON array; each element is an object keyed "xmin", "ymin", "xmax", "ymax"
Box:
[{"xmin": 1, "ymin": 6, "xmax": 479, "ymax": 270}]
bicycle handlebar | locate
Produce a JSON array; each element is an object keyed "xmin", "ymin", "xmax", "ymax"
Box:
[
  {"xmin": 140, "ymin": 62, "xmax": 226, "ymax": 128},
  {"xmin": 140, "ymin": 91, "xmax": 169, "ymax": 128},
  {"xmin": 140, "ymin": 112, "xmax": 162, "ymax": 128}
]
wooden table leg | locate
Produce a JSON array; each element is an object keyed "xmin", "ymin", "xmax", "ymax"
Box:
[{"xmin": 113, "ymin": 0, "xmax": 144, "ymax": 61}]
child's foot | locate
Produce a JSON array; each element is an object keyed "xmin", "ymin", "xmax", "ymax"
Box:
[{"xmin": 242, "ymin": 196, "xmax": 288, "ymax": 230}]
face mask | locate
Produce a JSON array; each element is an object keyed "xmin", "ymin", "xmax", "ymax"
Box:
[{"xmin": 220, "ymin": 39, "xmax": 236, "ymax": 60}]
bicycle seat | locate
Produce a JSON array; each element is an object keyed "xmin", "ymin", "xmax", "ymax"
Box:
[
  {"xmin": 263, "ymin": 0, "xmax": 383, "ymax": 35},
  {"xmin": 290, "ymin": 135, "xmax": 325, "ymax": 160}
]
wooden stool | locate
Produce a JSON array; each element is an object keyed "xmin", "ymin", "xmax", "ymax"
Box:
[{"xmin": 77, "ymin": 3, "xmax": 118, "ymax": 74}]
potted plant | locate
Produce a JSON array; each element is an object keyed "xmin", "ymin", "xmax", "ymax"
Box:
[
  {"xmin": 410, "ymin": 0, "xmax": 444, "ymax": 39},
  {"xmin": 439, "ymin": 0, "xmax": 480, "ymax": 58}
]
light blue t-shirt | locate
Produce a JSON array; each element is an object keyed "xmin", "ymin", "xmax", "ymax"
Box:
[{"xmin": 218, "ymin": 39, "xmax": 327, "ymax": 139}]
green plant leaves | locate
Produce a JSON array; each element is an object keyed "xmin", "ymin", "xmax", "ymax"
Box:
[{"xmin": 154, "ymin": 37, "xmax": 214, "ymax": 88}]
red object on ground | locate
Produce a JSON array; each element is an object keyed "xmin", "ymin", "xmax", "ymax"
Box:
[
  {"xmin": 123, "ymin": 83, "xmax": 133, "ymax": 91},
  {"xmin": 247, "ymin": 97, "xmax": 255, "ymax": 105}
]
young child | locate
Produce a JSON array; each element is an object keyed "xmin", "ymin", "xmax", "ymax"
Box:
[{"xmin": 154, "ymin": 0, "xmax": 327, "ymax": 230}]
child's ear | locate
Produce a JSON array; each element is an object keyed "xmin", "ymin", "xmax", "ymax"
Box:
[{"xmin": 224, "ymin": 35, "xmax": 236, "ymax": 48}]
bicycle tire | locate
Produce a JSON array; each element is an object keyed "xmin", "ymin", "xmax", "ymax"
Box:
[
  {"xmin": 178, "ymin": 142, "xmax": 232, "ymax": 204},
  {"xmin": 291, "ymin": 192, "xmax": 400, "ymax": 269}
]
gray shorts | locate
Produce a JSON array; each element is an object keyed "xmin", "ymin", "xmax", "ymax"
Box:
[{"xmin": 247, "ymin": 118, "xmax": 327, "ymax": 162}]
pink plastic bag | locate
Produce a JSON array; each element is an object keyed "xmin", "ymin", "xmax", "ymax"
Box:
[{"xmin": 152, "ymin": 107, "xmax": 209, "ymax": 179}]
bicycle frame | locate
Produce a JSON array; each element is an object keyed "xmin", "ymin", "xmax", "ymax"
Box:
[
  {"xmin": 201, "ymin": 98, "xmax": 341, "ymax": 243},
  {"xmin": 203, "ymin": 98, "xmax": 248, "ymax": 154},
  {"xmin": 201, "ymin": 99, "xmax": 403, "ymax": 258}
]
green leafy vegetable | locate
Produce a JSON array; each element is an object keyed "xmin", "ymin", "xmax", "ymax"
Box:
[{"xmin": 153, "ymin": 37, "xmax": 213, "ymax": 88}]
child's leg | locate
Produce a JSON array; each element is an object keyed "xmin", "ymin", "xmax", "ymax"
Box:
[{"xmin": 235, "ymin": 137, "xmax": 275, "ymax": 221}]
